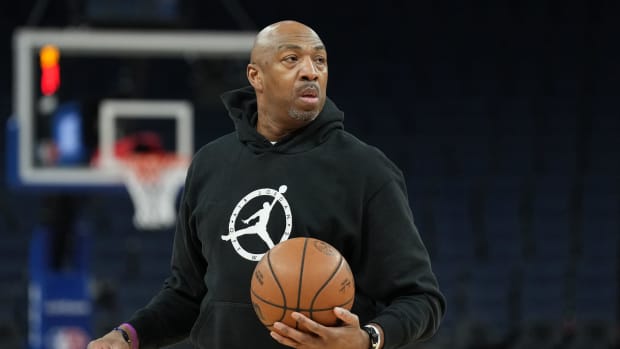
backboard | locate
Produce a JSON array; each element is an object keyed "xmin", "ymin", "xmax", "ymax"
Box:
[{"xmin": 7, "ymin": 28, "xmax": 256, "ymax": 190}]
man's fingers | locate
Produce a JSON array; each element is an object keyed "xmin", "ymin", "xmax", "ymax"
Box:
[
  {"xmin": 270, "ymin": 330, "xmax": 300, "ymax": 348},
  {"xmin": 87, "ymin": 336, "xmax": 131, "ymax": 349},
  {"xmin": 333, "ymin": 307, "xmax": 360, "ymax": 326},
  {"xmin": 291, "ymin": 312, "xmax": 324, "ymax": 335},
  {"xmin": 272, "ymin": 320, "xmax": 315, "ymax": 345},
  {"xmin": 86, "ymin": 340, "xmax": 117, "ymax": 349}
]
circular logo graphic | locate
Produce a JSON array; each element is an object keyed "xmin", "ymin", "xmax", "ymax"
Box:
[{"xmin": 222, "ymin": 185, "xmax": 292, "ymax": 261}]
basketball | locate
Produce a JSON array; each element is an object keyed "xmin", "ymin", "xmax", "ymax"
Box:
[{"xmin": 250, "ymin": 237, "xmax": 355, "ymax": 332}]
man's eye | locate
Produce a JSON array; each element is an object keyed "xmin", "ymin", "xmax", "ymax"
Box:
[
  {"xmin": 315, "ymin": 57, "xmax": 326, "ymax": 64},
  {"xmin": 284, "ymin": 56, "xmax": 298, "ymax": 62}
]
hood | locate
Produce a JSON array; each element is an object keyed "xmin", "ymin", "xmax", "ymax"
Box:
[{"xmin": 220, "ymin": 86, "xmax": 344, "ymax": 154}]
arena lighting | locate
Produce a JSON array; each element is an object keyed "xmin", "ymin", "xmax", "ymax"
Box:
[{"xmin": 40, "ymin": 45, "xmax": 60, "ymax": 96}]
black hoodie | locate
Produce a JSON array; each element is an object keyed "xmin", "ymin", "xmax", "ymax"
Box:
[{"xmin": 127, "ymin": 86, "xmax": 446, "ymax": 349}]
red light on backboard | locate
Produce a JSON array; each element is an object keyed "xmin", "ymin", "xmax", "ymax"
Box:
[{"xmin": 40, "ymin": 45, "xmax": 60, "ymax": 96}]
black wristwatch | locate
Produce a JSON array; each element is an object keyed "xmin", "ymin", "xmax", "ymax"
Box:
[{"xmin": 362, "ymin": 324, "xmax": 381, "ymax": 349}]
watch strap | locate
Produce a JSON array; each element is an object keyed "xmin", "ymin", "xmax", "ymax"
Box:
[{"xmin": 362, "ymin": 324, "xmax": 381, "ymax": 349}]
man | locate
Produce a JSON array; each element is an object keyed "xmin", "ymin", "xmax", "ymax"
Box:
[{"xmin": 88, "ymin": 20, "xmax": 445, "ymax": 349}]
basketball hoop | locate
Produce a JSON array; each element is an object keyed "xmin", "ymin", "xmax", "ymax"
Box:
[{"xmin": 116, "ymin": 153, "xmax": 189, "ymax": 230}]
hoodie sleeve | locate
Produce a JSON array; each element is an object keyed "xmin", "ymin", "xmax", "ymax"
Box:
[
  {"xmin": 126, "ymin": 163, "xmax": 207, "ymax": 349},
  {"xmin": 358, "ymin": 175, "xmax": 446, "ymax": 349}
]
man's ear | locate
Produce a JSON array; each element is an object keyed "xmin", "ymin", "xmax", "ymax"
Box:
[{"xmin": 247, "ymin": 63, "xmax": 263, "ymax": 92}]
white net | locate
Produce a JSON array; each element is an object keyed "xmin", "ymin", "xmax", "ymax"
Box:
[{"xmin": 117, "ymin": 154, "xmax": 188, "ymax": 230}]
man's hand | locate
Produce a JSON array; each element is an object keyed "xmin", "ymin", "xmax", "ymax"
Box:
[
  {"xmin": 86, "ymin": 330, "xmax": 130, "ymax": 349},
  {"xmin": 270, "ymin": 307, "xmax": 370, "ymax": 349}
]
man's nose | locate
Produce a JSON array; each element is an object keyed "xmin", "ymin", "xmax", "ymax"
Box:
[{"xmin": 299, "ymin": 57, "xmax": 319, "ymax": 81}]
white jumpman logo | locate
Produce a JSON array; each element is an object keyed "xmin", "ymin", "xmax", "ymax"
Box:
[{"xmin": 221, "ymin": 186, "xmax": 287, "ymax": 248}]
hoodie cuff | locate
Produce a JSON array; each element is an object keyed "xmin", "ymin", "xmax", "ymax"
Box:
[{"xmin": 369, "ymin": 314, "xmax": 406, "ymax": 349}]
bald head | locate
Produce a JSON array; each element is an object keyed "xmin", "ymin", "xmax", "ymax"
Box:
[
  {"xmin": 246, "ymin": 20, "xmax": 329, "ymax": 141},
  {"xmin": 250, "ymin": 20, "xmax": 324, "ymax": 67}
]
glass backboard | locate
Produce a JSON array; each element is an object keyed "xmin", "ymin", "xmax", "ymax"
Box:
[{"xmin": 7, "ymin": 28, "xmax": 255, "ymax": 189}]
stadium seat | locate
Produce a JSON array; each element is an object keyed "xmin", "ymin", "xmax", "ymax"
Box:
[
  {"xmin": 588, "ymin": 113, "xmax": 620, "ymax": 174},
  {"xmin": 578, "ymin": 217, "xmax": 618, "ymax": 262},
  {"xmin": 483, "ymin": 175, "xmax": 524, "ymax": 263},
  {"xmin": 519, "ymin": 260, "xmax": 569, "ymax": 325},
  {"xmin": 530, "ymin": 213, "xmax": 572, "ymax": 259},
  {"xmin": 465, "ymin": 262, "xmax": 515, "ymax": 340},
  {"xmin": 538, "ymin": 99, "xmax": 579, "ymax": 175},
  {"xmin": 573, "ymin": 259, "xmax": 617, "ymax": 324},
  {"xmin": 452, "ymin": 135, "xmax": 492, "ymax": 176},
  {"xmin": 433, "ymin": 177, "xmax": 477, "ymax": 262},
  {"xmin": 582, "ymin": 174, "xmax": 619, "ymax": 218},
  {"xmin": 407, "ymin": 135, "xmax": 448, "ymax": 177},
  {"xmin": 531, "ymin": 174, "xmax": 573, "ymax": 214}
]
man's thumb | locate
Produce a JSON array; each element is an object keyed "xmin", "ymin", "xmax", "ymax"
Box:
[{"xmin": 333, "ymin": 307, "xmax": 359, "ymax": 326}]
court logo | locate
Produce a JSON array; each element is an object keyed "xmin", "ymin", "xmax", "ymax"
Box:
[{"xmin": 221, "ymin": 185, "xmax": 292, "ymax": 261}]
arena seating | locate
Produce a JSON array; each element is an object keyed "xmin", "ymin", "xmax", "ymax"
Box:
[{"xmin": 1, "ymin": 3, "xmax": 619, "ymax": 348}]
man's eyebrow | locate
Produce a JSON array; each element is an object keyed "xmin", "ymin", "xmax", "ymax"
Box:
[{"xmin": 277, "ymin": 44, "xmax": 326, "ymax": 51}]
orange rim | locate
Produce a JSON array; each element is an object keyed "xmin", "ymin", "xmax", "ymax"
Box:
[{"xmin": 116, "ymin": 153, "xmax": 188, "ymax": 183}]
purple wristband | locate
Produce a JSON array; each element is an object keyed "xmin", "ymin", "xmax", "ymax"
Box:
[{"xmin": 120, "ymin": 323, "xmax": 139, "ymax": 349}]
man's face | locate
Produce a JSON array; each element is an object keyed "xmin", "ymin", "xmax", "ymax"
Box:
[{"xmin": 260, "ymin": 30, "xmax": 328, "ymax": 123}]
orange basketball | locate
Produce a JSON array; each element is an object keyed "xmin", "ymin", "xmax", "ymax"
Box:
[{"xmin": 250, "ymin": 237, "xmax": 355, "ymax": 332}]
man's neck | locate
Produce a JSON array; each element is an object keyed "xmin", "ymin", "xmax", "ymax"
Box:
[{"xmin": 256, "ymin": 112, "xmax": 309, "ymax": 142}]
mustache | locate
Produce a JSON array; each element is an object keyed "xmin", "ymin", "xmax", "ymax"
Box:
[{"xmin": 296, "ymin": 83, "xmax": 320, "ymax": 94}]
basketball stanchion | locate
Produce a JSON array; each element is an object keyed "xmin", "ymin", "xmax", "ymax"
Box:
[{"xmin": 115, "ymin": 153, "xmax": 189, "ymax": 230}]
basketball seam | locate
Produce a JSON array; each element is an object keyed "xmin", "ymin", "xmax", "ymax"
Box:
[
  {"xmin": 267, "ymin": 250, "xmax": 287, "ymax": 323},
  {"xmin": 295, "ymin": 238, "xmax": 309, "ymax": 329},
  {"xmin": 309, "ymin": 254, "xmax": 344, "ymax": 318},
  {"xmin": 251, "ymin": 290, "xmax": 354, "ymax": 315}
]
